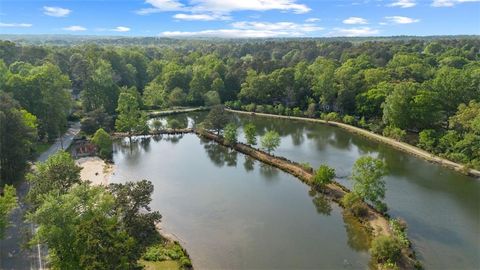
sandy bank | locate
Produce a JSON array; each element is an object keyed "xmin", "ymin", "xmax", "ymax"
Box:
[
  {"xmin": 76, "ymin": 157, "xmax": 114, "ymax": 186},
  {"xmin": 227, "ymin": 109, "xmax": 480, "ymax": 178}
]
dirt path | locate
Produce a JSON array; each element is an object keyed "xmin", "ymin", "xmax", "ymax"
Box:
[{"xmin": 227, "ymin": 109, "xmax": 480, "ymax": 178}]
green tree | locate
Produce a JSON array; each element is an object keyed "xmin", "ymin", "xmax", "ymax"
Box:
[
  {"xmin": 167, "ymin": 87, "xmax": 187, "ymax": 107},
  {"xmin": 115, "ymin": 91, "xmax": 148, "ymax": 141},
  {"xmin": 370, "ymin": 235, "xmax": 402, "ymax": 264},
  {"xmin": 91, "ymin": 128, "xmax": 113, "ymax": 159},
  {"xmin": 243, "ymin": 123, "xmax": 257, "ymax": 145},
  {"xmin": 82, "ymin": 59, "xmax": 119, "ymax": 115},
  {"xmin": 351, "ymin": 156, "xmax": 388, "ymax": 210},
  {"xmin": 418, "ymin": 129, "xmax": 438, "ymax": 152},
  {"xmin": 223, "ymin": 123, "xmax": 237, "ymax": 145},
  {"xmin": 6, "ymin": 63, "xmax": 71, "ymax": 140},
  {"xmin": 27, "ymin": 184, "xmax": 140, "ymax": 270},
  {"xmin": 312, "ymin": 164, "xmax": 335, "ymax": 189},
  {"xmin": 261, "ymin": 130, "xmax": 281, "ymax": 154},
  {"xmin": 204, "ymin": 105, "xmax": 230, "ymax": 135},
  {"xmin": 167, "ymin": 118, "xmax": 182, "ymax": 130},
  {"xmin": 0, "ymin": 185, "xmax": 17, "ymax": 239},
  {"xmin": 108, "ymin": 180, "xmax": 162, "ymax": 252},
  {"xmin": 27, "ymin": 151, "xmax": 81, "ymax": 208},
  {"xmin": 0, "ymin": 92, "xmax": 37, "ymax": 183}
]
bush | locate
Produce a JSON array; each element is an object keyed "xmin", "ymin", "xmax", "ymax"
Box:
[
  {"xmin": 341, "ymin": 192, "xmax": 368, "ymax": 218},
  {"xmin": 91, "ymin": 128, "xmax": 112, "ymax": 159},
  {"xmin": 143, "ymin": 242, "xmax": 191, "ymax": 267},
  {"xmin": 284, "ymin": 107, "xmax": 292, "ymax": 116},
  {"xmin": 312, "ymin": 164, "xmax": 335, "ymax": 188},
  {"xmin": 292, "ymin": 107, "xmax": 303, "ymax": 117},
  {"xmin": 383, "ymin": 125, "xmax": 406, "ymax": 141},
  {"xmin": 323, "ymin": 112, "xmax": 340, "ymax": 122},
  {"xmin": 245, "ymin": 103, "xmax": 256, "ymax": 112},
  {"xmin": 256, "ymin": 105, "xmax": 265, "ymax": 113},
  {"xmin": 358, "ymin": 116, "xmax": 367, "ymax": 128},
  {"xmin": 418, "ymin": 129, "xmax": 437, "ymax": 152},
  {"xmin": 370, "ymin": 235, "xmax": 402, "ymax": 264},
  {"xmin": 167, "ymin": 119, "xmax": 182, "ymax": 130},
  {"xmin": 223, "ymin": 123, "xmax": 237, "ymax": 145},
  {"xmin": 305, "ymin": 103, "xmax": 317, "ymax": 118},
  {"xmin": 343, "ymin": 115, "xmax": 355, "ymax": 125},
  {"xmin": 274, "ymin": 104, "xmax": 285, "ymax": 115}
]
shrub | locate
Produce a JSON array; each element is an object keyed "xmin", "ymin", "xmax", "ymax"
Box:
[
  {"xmin": 167, "ymin": 119, "xmax": 181, "ymax": 130},
  {"xmin": 223, "ymin": 123, "xmax": 237, "ymax": 145},
  {"xmin": 284, "ymin": 107, "xmax": 293, "ymax": 116},
  {"xmin": 324, "ymin": 112, "xmax": 340, "ymax": 122},
  {"xmin": 265, "ymin": 105, "xmax": 274, "ymax": 114},
  {"xmin": 91, "ymin": 128, "xmax": 112, "ymax": 159},
  {"xmin": 245, "ymin": 103, "xmax": 256, "ymax": 112},
  {"xmin": 256, "ymin": 105, "xmax": 265, "ymax": 113},
  {"xmin": 243, "ymin": 123, "xmax": 257, "ymax": 145},
  {"xmin": 370, "ymin": 235, "xmax": 402, "ymax": 264},
  {"xmin": 292, "ymin": 107, "xmax": 303, "ymax": 117},
  {"xmin": 152, "ymin": 119, "xmax": 163, "ymax": 132},
  {"xmin": 383, "ymin": 125, "xmax": 406, "ymax": 141},
  {"xmin": 312, "ymin": 164, "xmax": 335, "ymax": 188},
  {"xmin": 418, "ymin": 129, "xmax": 437, "ymax": 152},
  {"xmin": 358, "ymin": 116, "xmax": 367, "ymax": 128},
  {"xmin": 341, "ymin": 192, "xmax": 368, "ymax": 218},
  {"xmin": 305, "ymin": 103, "xmax": 317, "ymax": 118},
  {"xmin": 343, "ymin": 115, "xmax": 355, "ymax": 125},
  {"xmin": 274, "ymin": 104, "xmax": 285, "ymax": 115},
  {"xmin": 261, "ymin": 130, "xmax": 281, "ymax": 153}
]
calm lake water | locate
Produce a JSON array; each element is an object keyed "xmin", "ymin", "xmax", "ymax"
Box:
[
  {"xmin": 122, "ymin": 112, "xmax": 480, "ymax": 269},
  {"xmin": 112, "ymin": 134, "xmax": 370, "ymax": 269}
]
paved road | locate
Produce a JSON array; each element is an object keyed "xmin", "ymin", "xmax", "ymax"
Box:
[{"xmin": 0, "ymin": 122, "xmax": 80, "ymax": 270}]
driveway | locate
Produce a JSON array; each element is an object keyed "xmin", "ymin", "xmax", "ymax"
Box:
[{"xmin": 0, "ymin": 122, "xmax": 80, "ymax": 270}]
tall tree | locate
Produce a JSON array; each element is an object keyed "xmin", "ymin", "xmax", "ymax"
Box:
[
  {"xmin": 27, "ymin": 151, "xmax": 82, "ymax": 209},
  {"xmin": 351, "ymin": 156, "xmax": 388, "ymax": 210},
  {"xmin": 0, "ymin": 92, "xmax": 37, "ymax": 183},
  {"xmin": 115, "ymin": 91, "xmax": 148, "ymax": 141}
]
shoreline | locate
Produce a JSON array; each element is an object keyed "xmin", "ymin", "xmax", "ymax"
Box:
[
  {"xmin": 76, "ymin": 156, "xmax": 114, "ymax": 186},
  {"xmin": 226, "ymin": 109, "xmax": 480, "ymax": 179}
]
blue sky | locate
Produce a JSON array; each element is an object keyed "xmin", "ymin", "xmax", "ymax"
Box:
[{"xmin": 0, "ymin": 0, "xmax": 479, "ymax": 37}]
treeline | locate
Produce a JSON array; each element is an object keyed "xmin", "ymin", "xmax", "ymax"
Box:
[{"xmin": 0, "ymin": 38, "xmax": 479, "ymax": 183}]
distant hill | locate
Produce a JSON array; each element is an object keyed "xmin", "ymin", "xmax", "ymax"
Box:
[{"xmin": 1, "ymin": 34, "xmax": 478, "ymax": 46}]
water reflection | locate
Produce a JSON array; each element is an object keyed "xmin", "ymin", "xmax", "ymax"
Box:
[
  {"xmin": 312, "ymin": 193, "xmax": 332, "ymax": 216},
  {"xmin": 343, "ymin": 213, "xmax": 371, "ymax": 252},
  {"xmin": 243, "ymin": 156, "xmax": 255, "ymax": 172},
  {"xmin": 201, "ymin": 140, "xmax": 238, "ymax": 168}
]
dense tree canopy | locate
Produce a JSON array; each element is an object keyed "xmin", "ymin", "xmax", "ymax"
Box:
[{"xmin": 0, "ymin": 37, "xmax": 478, "ymax": 168}]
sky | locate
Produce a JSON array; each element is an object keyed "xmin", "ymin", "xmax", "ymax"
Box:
[{"xmin": 0, "ymin": 0, "xmax": 479, "ymax": 38}]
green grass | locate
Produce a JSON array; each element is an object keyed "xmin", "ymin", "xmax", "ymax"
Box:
[
  {"xmin": 33, "ymin": 142, "xmax": 52, "ymax": 155},
  {"xmin": 139, "ymin": 260, "xmax": 180, "ymax": 270}
]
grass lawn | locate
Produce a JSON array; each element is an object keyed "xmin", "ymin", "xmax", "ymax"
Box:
[
  {"xmin": 139, "ymin": 259, "xmax": 180, "ymax": 270},
  {"xmin": 33, "ymin": 142, "xmax": 52, "ymax": 156}
]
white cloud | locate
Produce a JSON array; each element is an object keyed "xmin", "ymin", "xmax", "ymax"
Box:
[
  {"xmin": 43, "ymin": 6, "xmax": 71, "ymax": 17},
  {"xmin": 136, "ymin": 0, "xmax": 185, "ymax": 14},
  {"xmin": 138, "ymin": 0, "xmax": 310, "ymax": 15},
  {"xmin": 388, "ymin": 0, "xmax": 416, "ymax": 8},
  {"xmin": 384, "ymin": 16, "xmax": 419, "ymax": 24},
  {"xmin": 305, "ymin": 17, "xmax": 320, "ymax": 23},
  {"xmin": 0, "ymin": 22, "xmax": 32, "ymax": 28},
  {"xmin": 191, "ymin": 0, "xmax": 311, "ymax": 14},
  {"xmin": 161, "ymin": 20, "xmax": 323, "ymax": 38},
  {"xmin": 329, "ymin": 27, "xmax": 379, "ymax": 37},
  {"xmin": 62, "ymin": 25, "xmax": 86, "ymax": 31},
  {"xmin": 112, "ymin": 26, "xmax": 131, "ymax": 32},
  {"xmin": 232, "ymin": 21, "xmax": 322, "ymax": 32},
  {"xmin": 431, "ymin": 0, "xmax": 480, "ymax": 7},
  {"xmin": 173, "ymin": 13, "xmax": 231, "ymax": 21},
  {"xmin": 342, "ymin": 17, "xmax": 368, "ymax": 24}
]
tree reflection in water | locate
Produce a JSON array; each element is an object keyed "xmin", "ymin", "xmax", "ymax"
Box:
[
  {"xmin": 342, "ymin": 213, "xmax": 371, "ymax": 252},
  {"xmin": 202, "ymin": 141, "xmax": 238, "ymax": 168},
  {"xmin": 243, "ymin": 156, "xmax": 255, "ymax": 172},
  {"xmin": 311, "ymin": 193, "xmax": 332, "ymax": 216}
]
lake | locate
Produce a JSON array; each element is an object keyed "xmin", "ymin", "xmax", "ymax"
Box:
[{"xmin": 119, "ymin": 112, "xmax": 480, "ymax": 269}]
